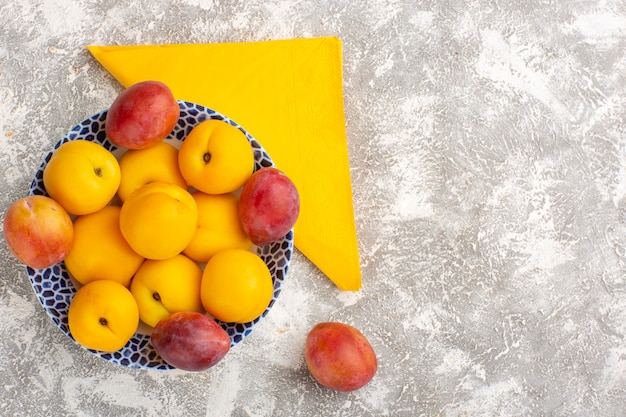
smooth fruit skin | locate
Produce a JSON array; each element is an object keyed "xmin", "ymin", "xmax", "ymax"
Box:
[
  {"xmin": 3, "ymin": 195, "xmax": 74, "ymax": 269},
  {"xmin": 43, "ymin": 140, "xmax": 121, "ymax": 215},
  {"xmin": 105, "ymin": 80, "xmax": 180, "ymax": 150},
  {"xmin": 200, "ymin": 248, "xmax": 273, "ymax": 323},
  {"xmin": 130, "ymin": 254, "xmax": 204, "ymax": 328},
  {"xmin": 183, "ymin": 192, "xmax": 252, "ymax": 263},
  {"xmin": 119, "ymin": 182, "xmax": 198, "ymax": 260},
  {"xmin": 117, "ymin": 141, "xmax": 187, "ymax": 202},
  {"xmin": 64, "ymin": 205, "xmax": 144, "ymax": 287},
  {"xmin": 68, "ymin": 279, "xmax": 139, "ymax": 352},
  {"xmin": 305, "ymin": 322, "xmax": 377, "ymax": 392},
  {"xmin": 151, "ymin": 311, "xmax": 230, "ymax": 372},
  {"xmin": 238, "ymin": 167, "xmax": 300, "ymax": 246},
  {"xmin": 177, "ymin": 119, "xmax": 254, "ymax": 194}
]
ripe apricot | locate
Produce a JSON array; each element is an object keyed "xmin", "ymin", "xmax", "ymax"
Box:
[
  {"xmin": 68, "ymin": 280, "xmax": 139, "ymax": 352},
  {"xmin": 119, "ymin": 182, "xmax": 198, "ymax": 260},
  {"xmin": 200, "ymin": 249, "xmax": 273, "ymax": 323},
  {"xmin": 178, "ymin": 119, "xmax": 254, "ymax": 194},
  {"xmin": 65, "ymin": 205, "xmax": 144, "ymax": 287},
  {"xmin": 184, "ymin": 192, "xmax": 251, "ymax": 263}
]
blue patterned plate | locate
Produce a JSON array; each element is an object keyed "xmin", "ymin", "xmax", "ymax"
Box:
[{"xmin": 27, "ymin": 101, "xmax": 293, "ymax": 370}]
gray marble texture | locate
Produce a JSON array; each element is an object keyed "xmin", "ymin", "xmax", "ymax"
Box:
[{"xmin": 1, "ymin": 0, "xmax": 625, "ymax": 416}]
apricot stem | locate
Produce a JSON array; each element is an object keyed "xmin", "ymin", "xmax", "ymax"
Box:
[
  {"xmin": 203, "ymin": 152, "xmax": 211, "ymax": 164},
  {"xmin": 94, "ymin": 167, "xmax": 103, "ymax": 177},
  {"xmin": 153, "ymin": 292, "xmax": 161, "ymax": 301},
  {"xmin": 99, "ymin": 317, "xmax": 108, "ymax": 326}
]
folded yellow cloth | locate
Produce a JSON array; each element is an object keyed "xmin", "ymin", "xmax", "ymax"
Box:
[{"xmin": 87, "ymin": 37, "xmax": 361, "ymax": 290}]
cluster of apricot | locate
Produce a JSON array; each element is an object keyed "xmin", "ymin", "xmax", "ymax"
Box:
[{"xmin": 3, "ymin": 81, "xmax": 299, "ymax": 371}]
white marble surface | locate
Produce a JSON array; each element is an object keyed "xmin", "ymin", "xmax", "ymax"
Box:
[{"xmin": 1, "ymin": 1, "xmax": 626, "ymax": 416}]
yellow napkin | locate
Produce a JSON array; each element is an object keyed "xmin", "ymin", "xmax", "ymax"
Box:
[{"xmin": 87, "ymin": 37, "xmax": 361, "ymax": 291}]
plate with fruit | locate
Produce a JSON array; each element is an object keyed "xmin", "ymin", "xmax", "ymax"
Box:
[{"xmin": 7, "ymin": 81, "xmax": 299, "ymax": 370}]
